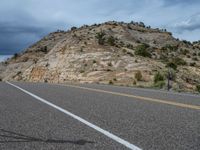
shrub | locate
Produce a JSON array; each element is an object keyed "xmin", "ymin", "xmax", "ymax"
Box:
[
  {"xmin": 71, "ymin": 26, "xmax": 77, "ymax": 31},
  {"xmin": 135, "ymin": 44, "xmax": 151, "ymax": 58},
  {"xmin": 126, "ymin": 44, "xmax": 134, "ymax": 49},
  {"xmin": 0, "ymin": 78, "xmax": 2, "ymax": 82},
  {"xmin": 127, "ymin": 52, "xmax": 134, "ymax": 57},
  {"xmin": 96, "ymin": 32, "xmax": 105, "ymax": 45},
  {"xmin": 135, "ymin": 71, "xmax": 142, "ymax": 81},
  {"xmin": 166, "ymin": 57, "xmax": 187, "ymax": 68},
  {"xmin": 181, "ymin": 49, "xmax": 189, "ymax": 55},
  {"xmin": 107, "ymin": 36, "xmax": 115, "ymax": 46},
  {"xmin": 80, "ymin": 70, "xmax": 85, "ymax": 73},
  {"xmin": 154, "ymin": 81, "xmax": 166, "ymax": 88},
  {"xmin": 166, "ymin": 62, "xmax": 177, "ymax": 70},
  {"xmin": 107, "ymin": 62, "xmax": 112, "ymax": 67},
  {"xmin": 154, "ymin": 72, "xmax": 164, "ymax": 83},
  {"xmin": 40, "ymin": 46, "xmax": 48, "ymax": 53},
  {"xmin": 93, "ymin": 60, "xmax": 97, "ymax": 64},
  {"xmin": 173, "ymin": 57, "xmax": 187, "ymax": 65},
  {"xmin": 187, "ymin": 55, "xmax": 191, "ymax": 58},
  {"xmin": 109, "ymin": 80, "xmax": 113, "ymax": 84},
  {"xmin": 183, "ymin": 40, "xmax": 191, "ymax": 45},
  {"xmin": 136, "ymin": 40, "xmax": 141, "ymax": 43},
  {"xmin": 161, "ymin": 44, "xmax": 178, "ymax": 51},
  {"xmin": 13, "ymin": 53, "xmax": 19, "ymax": 59},
  {"xmin": 17, "ymin": 71, "xmax": 22, "ymax": 75},
  {"xmin": 106, "ymin": 69, "xmax": 112, "ymax": 72},
  {"xmin": 192, "ymin": 57, "xmax": 198, "ymax": 61},
  {"xmin": 190, "ymin": 62, "xmax": 196, "ymax": 66},
  {"xmin": 193, "ymin": 52, "xmax": 197, "ymax": 56},
  {"xmin": 196, "ymin": 85, "xmax": 200, "ymax": 93}
]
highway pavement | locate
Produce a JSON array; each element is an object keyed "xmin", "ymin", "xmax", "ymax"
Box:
[{"xmin": 0, "ymin": 81, "xmax": 200, "ymax": 150}]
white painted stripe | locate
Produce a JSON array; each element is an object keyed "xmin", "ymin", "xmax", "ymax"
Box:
[{"xmin": 6, "ymin": 81, "xmax": 141, "ymax": 150}]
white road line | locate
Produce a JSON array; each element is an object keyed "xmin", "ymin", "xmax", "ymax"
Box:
[{"xmin": 6, "ymin": 81, "xmax": 141, "ymax": 150}]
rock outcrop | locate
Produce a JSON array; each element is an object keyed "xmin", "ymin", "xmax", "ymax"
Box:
[{"xmin": 1, "ymin": 21, "xmax": 200, "ymax": 92}]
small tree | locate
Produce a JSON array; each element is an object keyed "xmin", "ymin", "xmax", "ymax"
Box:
[
  {"xmin": 154, "ymin": 72, "xmax": 164, "ymax": 83},
  {"xmin": 173, "ymin": 57, "xmax": 187, "ymax": 65},
  {"xmin": 107, "ymin": 36, "xmax": 115, "ymax": 46},
  {"xmin": 96, "ymin": 32, "xmax": 105, "ymax": 45},
  {"xmin": 13, "ymin": 53, "xmax": 19, "ymax": 59},
  {"xmin": 154, "ymin": 72, "xmax": 165, "ymax": 88},
  {"xmin": 135, "ymin": 43, "xmax": 151, "ymax": 58}
]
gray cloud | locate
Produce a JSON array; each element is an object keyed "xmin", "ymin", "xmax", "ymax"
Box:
[
  {"xmin": 0, "ymin": 0, "xmax": 200, "ymax": 54},
  {"xmin": 172, "ymin": 13, "xmax": 200, "ymax": 32}
]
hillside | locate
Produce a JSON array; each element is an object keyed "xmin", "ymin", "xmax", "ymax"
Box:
[{"xmin": 0, "ymin": 21, "xmax": 200, "ymax": 93}]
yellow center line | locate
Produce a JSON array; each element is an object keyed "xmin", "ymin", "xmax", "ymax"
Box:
[{"xmin": 61, "ymin": 84, "xmax": 200, "ymax": 110}]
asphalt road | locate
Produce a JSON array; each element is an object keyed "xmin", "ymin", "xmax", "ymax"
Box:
[{"xmin": 0, "ymin": 82, "xmax": 200, "ymax": 150}]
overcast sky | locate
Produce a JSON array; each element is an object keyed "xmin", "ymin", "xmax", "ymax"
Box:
[{"xmin": 0, "ymin": 0, "xmax": 200, "ymax": 55}]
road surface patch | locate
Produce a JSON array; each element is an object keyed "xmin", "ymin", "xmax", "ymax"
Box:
[
  {"xmin": 6, "ymin": 81, "xmax": 142, "ymax": 150},
  {"xmin": 60, "ymin": 84, "xmax": 200, "ymax": 110}
]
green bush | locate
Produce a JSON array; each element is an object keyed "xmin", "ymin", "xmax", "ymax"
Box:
[
  {"xmin": 173, "ymin": 57, "xmax": 187, "ymax": 65},
  {"xmin": 154, "ymin": 81, "xmax": 166, "ymax": 88},
  {"xmin": 154, "ymin": 72, "xmax": 164, "ymax": 83},
  {"xmin": 96, "ymin": 32, "xmax": 105, "ymax": 45},
  {"xmin": 107, "ymin": 36, "xmax": 115, "ymax": 46},
  {"xmin": 135, "ymin": 71, "xmax": 142, "ymax": 81},
  {"xmin": 135, "ymin": 43, "xmax": 151, "ymax": 58},
  {"xmin": 161, "ymin": 44, "xmax": 178, "ymax": 51},
  {"xmin": 166, "ymin": 62, "xmax": 177, "ymax": 70},
  {"xmin": 166, "ymin": 57, "xmax": 187, "ymax": 69},
  {"xmin": 196, "ymin": 85, "xmax": 200, "ymax": 93}
]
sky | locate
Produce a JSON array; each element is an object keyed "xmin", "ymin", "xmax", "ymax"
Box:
[
  {"xmin": 0, "ymin": 0, "xmax": 200, "ymax": 55},
  {"xmin": 0, "ymin": 55, "xmax": 12, "ymax": 62}
]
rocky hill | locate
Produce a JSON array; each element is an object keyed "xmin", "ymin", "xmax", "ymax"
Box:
[{"xmin": 0, "ymin": 21, "xmax": 200, "ymax": 93}]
